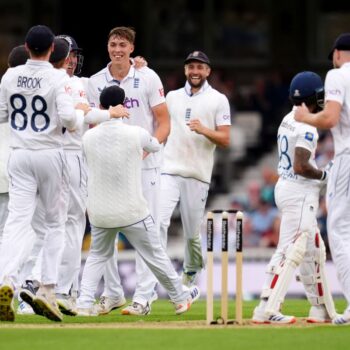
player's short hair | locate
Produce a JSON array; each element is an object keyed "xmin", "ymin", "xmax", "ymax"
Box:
[
  {"xmin": 289, "ymin": 71, "xmax": 324, "ymax": 111},
  {"xmin": 108, "ymin": 27, "xmax": 135, "ymax": 44},
  {"xmin": 99, "ymin": 86, "xmax": 126, "ymax": 109},
  {"xmin": 8, "ymin": 45, "xmax": 29, "ymax": 68},
  {"xmin": 49, "ymin": 37, "xmax": 70, "ymax": 64}
]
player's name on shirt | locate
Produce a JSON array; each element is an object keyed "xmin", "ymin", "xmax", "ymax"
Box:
[
  {"xmin": 280, "ymin": 171, "xmax": 298, "ymax": 181},
  {"xmin": 280, "ymin": 120, "xmax": 295, "ymax": 132},
  {"xmin": 17, "ymin": 76, "xmax": 42, "ymax": 89}
]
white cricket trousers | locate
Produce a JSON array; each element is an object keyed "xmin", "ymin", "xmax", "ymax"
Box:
[
  {"xmin": 56, "ymin": 151, "xmax": 87, "ymax": 295},
  {"xmin": 0, "ymin": 192, "xmax": 9, "ymax": 245},
  {"xmin": 261, "ymin": 179, "xmax": 320, "ymax": 301},
  {"xmin": 102, "ymin": 168, "xmax": 161, "ymax": 305},
  {"xmin": 0, "ymin": 148, "xmax": 69, "ymax": 286},
  {"xmin": 327, "ymin": 155, "xmax": 350, "ymax": 304},
  {"xmin": 160, "ymin": 175, "xmax": 207, "ymax": 273},
  {"xmin": 78, "ymin": 216, "xmax": 190, "ymax": 308}
]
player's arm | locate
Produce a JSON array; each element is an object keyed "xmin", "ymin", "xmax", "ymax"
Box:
[
  {"xmin": 188, "ymin": 121, "xmax": 230, "ymax": 148},
  {"xmin": 294, "ymin": 100, "xmax": 341, "ymax": 129},
  {"xmin": 0, "ymin": 75, "xmax": 9, "ymax": 123},
  {"xmin": 139, "ymin": 128, "xmax": 161, "ymax": 153},
  {"xmin": 151, "ymin": 102, "xmax": 170, "ymax": 144},
  {"xmin": 294, "ymin": 147, "xmax": 323, "ymax": 180}
]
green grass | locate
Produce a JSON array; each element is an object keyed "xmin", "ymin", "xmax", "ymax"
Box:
[{"xmin": 0, "ymin": 299, "xmax": 350, "ymax": 350}]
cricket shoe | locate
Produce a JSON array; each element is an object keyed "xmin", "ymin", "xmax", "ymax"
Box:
[
  {"xmin": 95, "ymin": 295, "xmax": 127, "ymax": 315},
  {"xmin": 306, "ymin": 305, "xmax": 332, "ymax": 323},
  {"xmin": 76, "ymin": 306, "xmax": 99, "ymax": 317},
  {"xmin": 182, "ymin": 271, "xmax": 198, "ymax": 287},
  {"xmin": 32, "ymin": 293, "xmax": 63, "ymax": 322},
  {"xmin": 332, "ymin": 308, "xmax": 350, "ymax": 325},
  {"xmin": 121, "ymin": 301, "xmax": 151, "ymax": 316},
  {"xmin": 174, "ymin": 285, "xmax": 200, "ymax": 315},
  {"xmin": 57, "ymin": 294, "xmax": 77, "ymax": 316},
  {"xmin": 252, "ymin": 306, "xmax": 296, "ymax": 324},
  {"xmin": 17, "ymin": 300, "xmax": 35, "ymax": 315},
  {"xmin": 0, "ymin": 283, "xmax": 15, "ymax": 322},
  {"xmin": 19, "ymin": 280, "xmax": 43, "ymax": 316}
]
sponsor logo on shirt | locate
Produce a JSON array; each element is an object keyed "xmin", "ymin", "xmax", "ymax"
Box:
[
  {"xmin": 124, "ymin": 97, "xmax": 140, "ymax": 108},
  {"xmin": 327, "ymin": 89, "xmax": 341, "ymax": 96},
  {"xmin": 159, "ymin": 88, "xmax": 164, "ymax": 97},
  {"xmin": 223, "ymin": 114, "xmax": 230, "ymax": 120},
  {"xmin": 185, "ymin": 108, "xmax": 191, "ymax": 123},
  {"xmin": 305, "ymin": 132, "xmax": 314, "ymax": 141}
]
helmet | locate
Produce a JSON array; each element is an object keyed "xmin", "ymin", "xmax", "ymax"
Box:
[
  {"xmin": 57, "ymin": 34, "xmax": 84, "ymax": 75},
  {"xmin": 289, "ymin": 71, "xmax": 324, "ymax": 111}
]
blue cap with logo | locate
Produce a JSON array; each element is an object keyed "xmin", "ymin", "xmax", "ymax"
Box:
[
  {"xmin": 184, "ymin": 51, "xmax": 211, "ymax": 66},
  {"xmin": 25, "ymin": 25, "xmax": 54, "ymax": 53}
]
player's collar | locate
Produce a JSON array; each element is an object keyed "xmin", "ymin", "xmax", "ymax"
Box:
[
  {"xmin": 26, "ymin": 59, "xmax": 52, "ymax": 68},
  {"xmin": 106, "ymin": 63, "xmax": 135, "ymax": 84},
  {"xmin": 184, "ymin": 80, "xmax": 210, "ymax": 96}
]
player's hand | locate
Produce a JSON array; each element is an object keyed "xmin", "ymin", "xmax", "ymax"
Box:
[
  {"xmin": 134, "ymin": 56, "xmax": 148, "ymax": 69},
  {"xmin": 143, "ymin": 150, "xmax": 149, "ymax": 159},
  {"xmin": 75, "ymin": 102, "xmax": 91, "ymax": 116},
  {"xmin": 109, "ymin": 104, "xmax": 129, "ymax": 119},
  {"xmin": 188, "ymin": 119, "xmax": 205, "ymax": 134},
  {"xmin": 294, "ymin": 103, "xmax": 310, "ymax": 122}
]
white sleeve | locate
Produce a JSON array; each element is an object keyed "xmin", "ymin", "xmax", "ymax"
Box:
[
  {"xmin": 84, "ymin": 108, "xmax": 110, "ymax": 124},
  {"xmin": 325, "ymin": 69, "xmax": 344, "ymax": 105},
  {"xmin": 87, "ymin": 78, "xmax": 100, "ymax": 108},
  {"xmin": 215, "ymin": 94, "xmax": 231, "ymax": 126},
  {"xmin": 56, "ymin": 76, "xmax": 77, "ymax": 130},
  {"xmin": 147, "ymin": 70, "xmax": 166, "ymax": 108},
  {"xmin": 0, "ymin": 75, "xmax": 9, "ymax": 124},
  {"xmin": 139, "ymin": 128, "xmax": 160, "ymax": 153},
  {"xmin": 295, "ymin": 124, "xmax": 318, "ymax": 152}
]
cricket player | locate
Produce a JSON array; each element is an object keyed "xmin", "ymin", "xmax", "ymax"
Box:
[
  {"xmin": 17, "ymin": 36, "xmax": 129, "ymax": 317},
  {"xmin": 77, "ymin": 85, "xmax": 199, "ymax": 315},
  {"xmin": 295, "ymin": 33, "xmax": 350, "ymax": 325},
  {"xmin": 253, "ymin": 71, "xmax": 336, "ymax": 324},
  {"xmin": 87, "ymin": 26, "xmax": 170, "ymax": 315},
  {"xmin": 0, "ymin": 25, "xmax": 77, "ymax": 322},
  {"xmin": 161, "ymin": 51, "xmax": 231, "ymax": 286}
]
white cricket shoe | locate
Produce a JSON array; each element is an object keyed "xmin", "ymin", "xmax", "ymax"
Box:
[
  {"xmin": 95, "ymin": 296, "xmax": 126, "ymax": 315},
  {"xmin": 76, "ymin": 306, "xmax": 99, "ymax": 316},
  {"xmin": 121, "ymin": 301, "xmax": 151, "ymax": 316},
  {"xmin": 306, "ymin": 305, "xmax": 332, "ymax": 323},
  {"xmin": 0, "ymin": 283, "xmax": 15, "ymax": 322},
  {"xmin": 57, "ymin": 294, "xmax": 78, "ymax": 316},
  {"xmin": 252, "ymin": 306, "xmax": 296, "ymax": 324},
  {"xmin": 32, "ymin": 292, "xmax": 63, "ymax": 322},
  {"xmin": 332, "ymin": 308, "xmax": 350, "ymax": 325},
  {"xmin": 17, "ymin": 300, "xmax": 35, "ymax": 315},
  {"xmin": 174, "ymin": 285, "xmax": 200, "ymax": 315}
]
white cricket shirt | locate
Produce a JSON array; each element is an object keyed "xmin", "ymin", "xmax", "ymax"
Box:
[
  {"xmin": 277, "ymin": 108, "xmax": 320, "ymax": 190},
  {"xmin": 162, "ymin": 81, "xmax": 231, "ymax": 183},
  {"xmin": 83, "ymin": 119, "xmax": 160, "ymax": 228},
  {"xmin": 87, "ymin": 64, "xmax": 166, "ymax": 169},
  {"xmin": 324, "ymin": 62, "xmax": 350, "ymax": 157},
  {"xmin": 0, "ymin": 60, "xmax": 77, "ymax": 149}
]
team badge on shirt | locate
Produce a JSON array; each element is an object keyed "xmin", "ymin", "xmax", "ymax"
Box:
[
  {"xmin": 305, "ymin": 132, "xmax": 314, "ymax": 141},
  {"xmin": 133, "ymin": 78, "xmax": 140, "ymax": 88}
]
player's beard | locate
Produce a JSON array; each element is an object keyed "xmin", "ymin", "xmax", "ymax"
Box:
[{"xmin": 187, "ymin": 76, "xmax": 205, "ymax": 89}]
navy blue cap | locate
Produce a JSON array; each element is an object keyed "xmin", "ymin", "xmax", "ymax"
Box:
[
  {"xmin": 328, "ymin": 33, "xmax": 350, "ymax": 60},
  {"xmin": 184, "ymin": 51, "xmax": 210, "ymax": 66},
  {"xmin": 49, "ymin": 37, "xmax": 70, "ymax": 63},
  {"xmin": 8, "ymin": 45, "xmax": 29, "ymax": 67},
  {"xmin": 57, "ymin": 35, "xmax": 82, "ymax": 52},
  {"xmin": 289, "ymin": 71, "xmax": 323, "ymax": 101},
  {"xmin": 25, "ymin": 25, "xmax": 54, "ymax": 53},
  {"xmin": 99, "ymin": 86, "xmax": 125, "ymax": 109}
]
